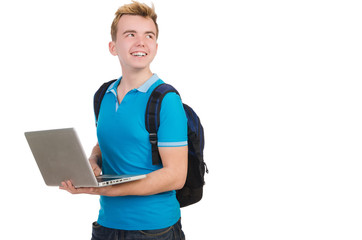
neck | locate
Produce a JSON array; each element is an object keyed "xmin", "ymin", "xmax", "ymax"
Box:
[{"xmin": 120, "ymin": 68, "xmax": 153, "ymax": 91}]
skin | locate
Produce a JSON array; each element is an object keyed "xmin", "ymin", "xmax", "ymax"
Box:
[{"xmin": 59, "ymin": 15, "xmax": 188, "ymax": 197}]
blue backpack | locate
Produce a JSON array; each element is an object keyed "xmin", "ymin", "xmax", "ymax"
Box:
[{"xmin": 94, "ymin": 80, "xmax": 208, "ymax": 207}]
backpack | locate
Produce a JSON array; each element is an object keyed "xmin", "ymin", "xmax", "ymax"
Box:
[{"xmin": 93, "ymin": 80, "xmax": 208, "ymax": 207}]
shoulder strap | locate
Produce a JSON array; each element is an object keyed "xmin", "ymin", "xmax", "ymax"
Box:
[
  {"xmin": 145, "ymin": 83, "xmax": 180, "ymax": 165},
  {"xmin": 93, "ymin": 79, "xmax": 117, "ymax": 126}
]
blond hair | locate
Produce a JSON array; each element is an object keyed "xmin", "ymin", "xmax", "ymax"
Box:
[{"xmin": 111, "ymin": 1, "xmax": 158, "ymax": 41}]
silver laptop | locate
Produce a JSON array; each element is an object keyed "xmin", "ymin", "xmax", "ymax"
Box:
[{"xmin": 24, "ymin": 128, "xmax": 146, "ymax": 187}]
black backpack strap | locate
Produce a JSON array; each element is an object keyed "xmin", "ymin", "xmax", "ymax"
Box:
[
  {"xmin": 145, "ymin": 83, "xmax": 180, "ymax": 165},
  {"xmin": 94, "ymin": 79, "xmax": 117, "ymax": 126}
]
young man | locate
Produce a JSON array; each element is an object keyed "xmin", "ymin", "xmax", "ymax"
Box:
[{"xmin": 60, "ymin": 1, "xmax": 187, "ymax": 239}]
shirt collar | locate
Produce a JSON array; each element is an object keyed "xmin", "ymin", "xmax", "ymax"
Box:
[
  {"xmin": 137, "ymin": 74, "xmax": 160, "ymax": 93},
  {"xmin": 107, "ymin": 74, "xmax": 159, "ymax": 96}
]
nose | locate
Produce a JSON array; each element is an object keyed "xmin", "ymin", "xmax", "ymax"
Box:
[{"xmin": 135, "ymin": 36, "xmax": 145, "ymax": 47}]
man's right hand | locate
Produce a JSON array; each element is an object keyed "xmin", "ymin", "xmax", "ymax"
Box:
[
  {"xmin": 89, "ymin": 156, "xmax": 102, "ymax": 177},
  {"xmin": 89, "ymin": 142, "xmax": 102, "ymax": 177}
]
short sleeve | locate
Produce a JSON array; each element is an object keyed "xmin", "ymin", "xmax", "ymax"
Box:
[{"xmin": 157, "ymin": 92, "xmax": 188, "ymax": 147}]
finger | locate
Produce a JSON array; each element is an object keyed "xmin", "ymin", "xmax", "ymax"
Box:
[
  {"xmin": 60, "ymin": 181, "xmax": 72, "ymax": 190},
  {"xmin": 93, "ymin": 166, "xmax": 102, "ymax": 177},
  {"xmin": 59, "ymin": 181, "xmax": 67, "ymax": 190},
  {"xmin": 94, "ymin": 168, "xmax": 102, "ymax": 177},
  {"xmin": 60, "ymin": 180, "xmax": 98, "ymax": 195},
  {"xmin": 67, "ymin": 181, "xmax": 93, "ymax": 194},
  {"xmin": 66, "ymin": 180, "xmax": 78, "ymax": 193},
  {"xmin": 59, "ymin": 180, "xmax": 77, "ymax": 194}
]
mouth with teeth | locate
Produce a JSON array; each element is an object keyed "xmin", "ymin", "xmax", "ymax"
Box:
[{"xmin": 131, "ymin": 52, "xmax": 147, "ymax": 57}]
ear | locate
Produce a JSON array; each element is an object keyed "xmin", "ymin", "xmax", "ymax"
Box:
[{"xmin": 109, "ymin": 41, "xmax": 117, "ymax": 56}]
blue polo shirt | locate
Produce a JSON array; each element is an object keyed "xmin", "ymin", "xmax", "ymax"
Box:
[{"xmin": 96, "ymin": 74, "xmax": 188, "ymax": 230}]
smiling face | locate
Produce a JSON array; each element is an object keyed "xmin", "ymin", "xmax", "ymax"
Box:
[{"xmin": 109, "ymin": 15, "xmax": 158, "ymax": 73}]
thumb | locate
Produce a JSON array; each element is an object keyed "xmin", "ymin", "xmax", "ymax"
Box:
[{"xmin": 93, "ymin": 166, "xmax": 102, "ymax": 177}]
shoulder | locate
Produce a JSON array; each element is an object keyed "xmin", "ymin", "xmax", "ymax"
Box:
[
  {"xmin": 160, "ymin": 90, "xmax": 185, "ymax": 124},
  {"xmin": 94, "ymin": 79, "xmax": 118, "ymax": 99},
  {"xmin": 162, "ymin": 91, "xmax": 182, "ymax": 108}
]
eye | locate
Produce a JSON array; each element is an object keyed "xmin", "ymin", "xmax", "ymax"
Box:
[
  {"xmin": 126, "ymin": 33, "xmax": 135, "ymax": 37},
  {"xmin": 146, "ymin": 35, "xmax": 153, "ymax": 39}
]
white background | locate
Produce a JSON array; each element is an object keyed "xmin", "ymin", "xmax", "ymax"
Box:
[{"xmin": 1, "ymin": 0, "xmax": 362, "ymax": 239}]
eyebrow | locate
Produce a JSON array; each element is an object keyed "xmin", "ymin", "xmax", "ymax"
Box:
[
  {"xmin": 122, "ymin": 30, "xmax": 156, "ymax": 36},
  {"xmin": 145, "ymin": 31, "xmax": 156, "ymax": 36},
  {"xmin": 123, "ymin": 30, "xmax": 136, "ymax": 35}
]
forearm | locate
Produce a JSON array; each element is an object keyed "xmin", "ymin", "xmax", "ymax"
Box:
[
  {"xmin": 61, "ymin": 146, "xmax": 188, "ymax": 197},
  {"xmin": 89, "ymin": 142, "xmax": 102, "ymax": 166},
  {"xmin": 102, "ymin": 167, "xmax": 185, "ymax": 197},
  {"xmin": 99, "ymin": 146, "xmax": 188, "ymax": 197}
]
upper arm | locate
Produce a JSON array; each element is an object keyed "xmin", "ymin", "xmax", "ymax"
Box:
[
  {"xmin": 156, "ymin": 92, "xmax": 188, "ymax": 187},
  {"xmin": 157, "ymin": 92, "xmax": 188, "ymax": 147}
]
